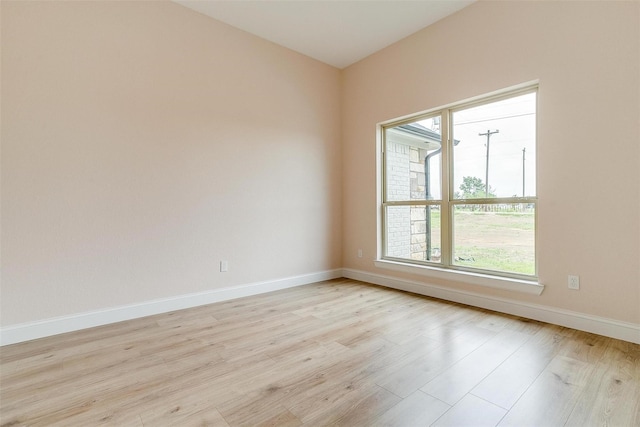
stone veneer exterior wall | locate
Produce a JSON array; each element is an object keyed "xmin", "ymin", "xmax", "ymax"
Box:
[{"xmin": 385, "ymin": 141, "xmax": 430, "ymax": 260}]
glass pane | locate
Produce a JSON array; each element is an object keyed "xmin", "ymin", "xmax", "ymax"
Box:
[
  {"xmin": 452, "ymin": 203, "xmax": 535, "ymax": 275},
  {"xmin": 452, "ymin": 92, "xmax": 536, "ymax": 199},
  {"xmin": 385, "ymin": 116, "xmax": 442, "ymax": 201},
  {"xmin": 385, "ymin": 205, "xmax": 441, "ymax": 262}
]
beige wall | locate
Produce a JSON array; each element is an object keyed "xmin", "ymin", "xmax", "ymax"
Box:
[
  {"xmin": 342, "ymin": 1, "xmax": 640, "ymax": 324},
  {"xmin": 1, "ymin": 1, "xmax": 342, "ymax": 325},
  {"xmin": 2, "ymin": 0, "xmax": 639, "ymax": 331}
]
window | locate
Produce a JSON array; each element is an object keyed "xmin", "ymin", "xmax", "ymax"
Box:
[{"xmin": 381, "ymin": 87, "xmax": 537, "ymax": 280}]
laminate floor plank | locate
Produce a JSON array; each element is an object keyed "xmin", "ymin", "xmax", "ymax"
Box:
[
  {"xmin": 470, "ymin": 327, "xmax": 567, "ymax": 409},
  {"xmin": 564, "ymin": 338, "xmax": 640, "ymax": 427},
  {"xmin": 497, "ymin": 355, "xmax": 595, "ymax": 426},
  {"xmin": 430, "ymin": 394, "xmax": 506, "ymax": 427},
  {"xmin": 299, "ymin": 385, "xmax": 401, "ymax": 426},
  {"xmin": 211, "ymin": 282, "xmax": 358, "ymax": 323},
  {"xmin": 1, "ymin": 279, "xmax": 638, "ymax": 427},
  {"xmin": 230, "ymin": 342, "xmax": 350, "ymax": 396},
  {"xmin": 377, "ymin": 326, "xmax": 497, "ymax": 398},
  {"xmin": 557, "ymin": 329, "xmax": 611, "ymax": 364},
  {"xmin": 372, "ymin": 390, "xmax": 450, "ymax": 427},
  {"xmin": 2, "ymin": 353, "xmax": 171, "ymax": 419},
  {"xmin": 420, "ymin": 329, "xmax": 531, "ymax": 405},
  {"xmin": 217, "ymin": 394, "xmax": 301, "ymax": 427}
]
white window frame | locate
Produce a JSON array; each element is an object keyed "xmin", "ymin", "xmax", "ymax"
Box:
[{"xmin": 377, "ymin": 84, "xmax": 542, "ymax": 295}]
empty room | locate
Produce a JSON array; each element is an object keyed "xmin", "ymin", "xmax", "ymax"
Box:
[{"xmin": 1, "ymin": 0, "xmax": 639, "ymax": 426}]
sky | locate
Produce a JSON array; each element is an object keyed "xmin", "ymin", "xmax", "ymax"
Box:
[{"xmin": 418, "ymin": 91, "xmax": 537, "ymax": 199}]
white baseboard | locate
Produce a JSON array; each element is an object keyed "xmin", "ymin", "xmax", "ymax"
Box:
[
  {"xmin": 342, "ymin": 268, "xmax": 640, "ymax": 345},
  {"xmin": 0, "ymin": 269, "xmax": 343, "ymax": 346},
  {"xmin": 3, "ymin": 268, "xmax": 638, "ymax": 346}
]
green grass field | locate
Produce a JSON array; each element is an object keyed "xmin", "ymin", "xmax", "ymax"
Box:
[
  {"xmin": 426, "ymin": 209, "xmax": 535, "ymax": 275},
  {"xmin": 452, "ymin": 210, "xmax": 535, "ymax": 275}
]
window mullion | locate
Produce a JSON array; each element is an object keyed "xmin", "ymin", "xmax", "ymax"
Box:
[{"xmin": 440, "ymin": 110, "xmax": 452, "ymax": 267}]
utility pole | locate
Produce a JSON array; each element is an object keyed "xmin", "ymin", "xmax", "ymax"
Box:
[
  {"xmin": 522, "ymin": 147, "xmax": 526, "ymax": 197},
  {"xmin": 479, "ymin": 129, "xmax": 499, "ymax": 196}
]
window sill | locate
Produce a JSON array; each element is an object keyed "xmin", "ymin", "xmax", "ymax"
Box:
[{"xmin": 374, "ymin": 259, "xmax": 544, "ymax": 296}]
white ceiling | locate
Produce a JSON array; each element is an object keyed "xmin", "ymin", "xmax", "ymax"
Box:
[{"xmin": 174, "ymin": 1, "xmax": 475, "ymax": 69}]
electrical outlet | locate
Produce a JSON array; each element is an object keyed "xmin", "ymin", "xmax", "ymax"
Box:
[
  {"xmin": 220, "ymin": 260, "xmax": 229, "ymax": 272},
  {"xmin": 358, "ymin": 249, "xmax": 363, "ymax": 258},
  {"xmin": 568, "ymin": 275, "xmax": 579, "ymax": 290}
]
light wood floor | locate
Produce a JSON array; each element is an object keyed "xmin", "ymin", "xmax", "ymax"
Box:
[{"xmin": 1, "ymin": 279, "xmax": 639, "ymax": 426}]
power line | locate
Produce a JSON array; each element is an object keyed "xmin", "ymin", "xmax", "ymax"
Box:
[{"xmin": 454, "ymin": 112, "xmax": 534, "ymax": 126}]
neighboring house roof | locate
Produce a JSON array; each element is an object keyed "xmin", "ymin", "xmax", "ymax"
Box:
[
  {"xmin": 387, "ymin": 122, "xmax": 442, "ymax": 150},
  {"xmin": 393, "ymin": 123, "xmax": 459, "ymax": 148},
  {"xmin": 397, "ymin": 123, "xmax": 442, "ymax": 143}
]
